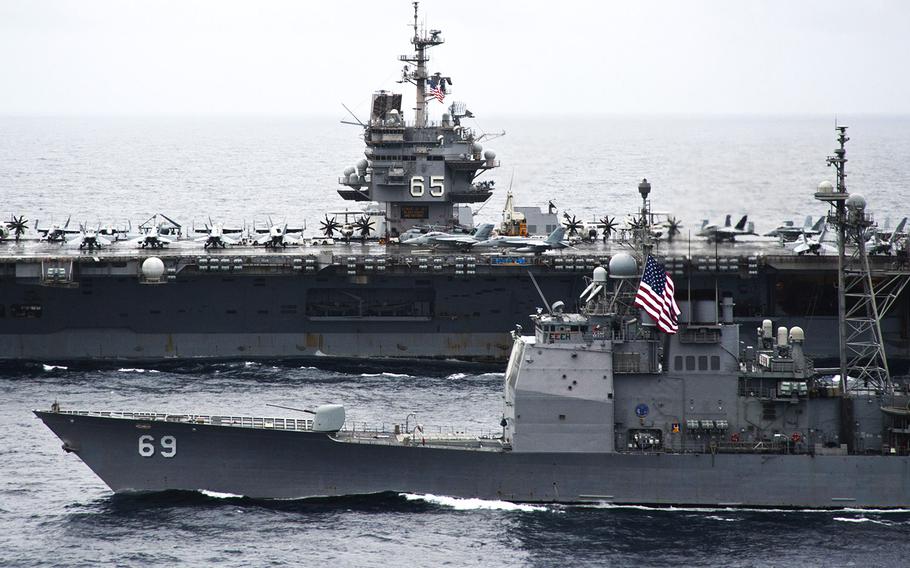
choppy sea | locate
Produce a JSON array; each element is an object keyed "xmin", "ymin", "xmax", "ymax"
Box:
[{"xmin": 2, "ymin": 115, "xmax": 910, "ymax": 566}]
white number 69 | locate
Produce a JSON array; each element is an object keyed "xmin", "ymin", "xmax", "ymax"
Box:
[{"xmin": 137, "ymin": 434, "xmax": 177, "ymax": 458}]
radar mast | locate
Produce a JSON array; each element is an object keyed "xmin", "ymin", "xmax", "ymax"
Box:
[{"xmin": 400, "ymin": 2, "xmax": 444, "ymax": 128}]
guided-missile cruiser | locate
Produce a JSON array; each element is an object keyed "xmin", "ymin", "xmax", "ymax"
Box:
[{"xmin": 35, "ymin": 152, "xmax": 910, "ymax": 507}]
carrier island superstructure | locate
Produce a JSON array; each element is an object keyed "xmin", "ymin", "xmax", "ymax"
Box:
[{"xmin": 4, "ymin": 4, "xmax": 910, "ymax": 367}]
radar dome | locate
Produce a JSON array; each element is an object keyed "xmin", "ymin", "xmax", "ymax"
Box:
[
  {"xmin": 483, "ymin": 149, "xmax": 496, "ymax": 160},
  {"xmin": 356, "ymin": 159, "xmax": 368, "ymax": 171},
  {"xmin": 789, "ymin": 326, "xmax": 805, "ymax": 343},
  {"xmin": 141, "ymin": 257, "xmax": 165, "ymax": 281},
  {"xmin": 593, "ymin": 266, "xmax": 608, "ymax": 283},
  {"xmin": 343, "ymin": 166, "xmax": 356, "ymax": 176},
  {"xmin": 609, "ymin": 253, "xmax": 638, "ymax": 278},
  {"xmin": 846, "ymin": 194, "xmax": 866, "ymax": 211},
  {"xmin": 817, "ymin": 180, "xmax": 834, "ymax": 193},
  {"xmin": 348, "ymin": 173, "xmax": 360, "ymax": 184},
  {"xmin": 471, "ymin": 143, "xmax": 483, "ymax": 154}
]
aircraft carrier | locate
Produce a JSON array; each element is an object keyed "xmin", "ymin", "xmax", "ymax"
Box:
[{"xmin": 4, "ymin": 5, "xmax": 910, "ymax": 367}]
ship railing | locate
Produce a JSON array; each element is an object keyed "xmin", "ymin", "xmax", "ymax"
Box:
[
  {"xmin": 341, "ymin": 420, "xmax": 500, "ymax": 440},
  {"xmin": 57, "ymin": 410, "xmax": 315, "ymax": 431},
  {"xmin": 666, "ymin": 439, "xmax": 807, "ymax": 455}
]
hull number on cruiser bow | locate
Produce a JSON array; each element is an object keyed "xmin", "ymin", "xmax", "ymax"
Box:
[{"xmin": 138, "ymin": 434, "xmax": 177, "ymax": 458}]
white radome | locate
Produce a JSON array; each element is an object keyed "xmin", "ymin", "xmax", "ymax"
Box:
[{"xmin": 141, "ymin": 257, "xmax": 165, "ymax": 280}]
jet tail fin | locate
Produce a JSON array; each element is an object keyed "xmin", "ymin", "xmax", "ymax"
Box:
[
  {"xmin": 811, "ymin": 216, "xmax": 825, "ymax": 232},
  {"xmin": 734, "ymin": 215, "xmax": 748, "ymax": 231},
  {"xmin": 473, "ymin": 223, "xmax": 494, "ymax": 241},
  {"xmin": 547, "ymin": 226, "xmax": 566, "ymax": 244}
]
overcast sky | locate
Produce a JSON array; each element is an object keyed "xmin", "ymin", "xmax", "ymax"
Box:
[{"xmin": 2, "ymin": 0, "xmax": 908, "ymax": 116}]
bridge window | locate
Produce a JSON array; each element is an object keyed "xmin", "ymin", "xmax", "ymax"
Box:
[
  {"xmin": 674, "ymin": 356, "xmax": 683, "ymax": 371},
  {"xmin": 685, "ymin": 356, "xmax": 696, "ymax": 371},
  {"xmin": 711, "ymin": 356, "xmax": 721, "ymax": 370},
  {"xmin": 698, "ymin": 356, "xmax": 708, "ymax": 371}
]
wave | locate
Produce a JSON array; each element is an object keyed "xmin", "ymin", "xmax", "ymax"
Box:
[
  {"xmin": 359, "ymin": 372, "xmax": 412, "ymax": 378},
  {"xmin": 42, "ymin": 364, "xmax": 68, "ymax": 371},
  {"xmin": 445, "ymin": 372, "xmax": 468, "ymax": 380},
  {"xmin": 576, "ymin": 502, "xmax": 910, "ymax": 514},
  {"xmin": 199, "ymin": 489, "xmax": 245, "ymax": 499},
  {"xmin": 401, "ymin": 493, "xmax": 547, "ymax": 512},
  {"xmin": 833, "ymin": 516, "xmax": 904, "ymax": 526},
  {"xmin": 117, "ymin": 368, "xmax": 161, "ymax": 374}
]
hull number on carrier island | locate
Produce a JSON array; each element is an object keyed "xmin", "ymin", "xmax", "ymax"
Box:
[{"xmin": 410, "ymin": 176, "xmax": 445, "ymax": 197}]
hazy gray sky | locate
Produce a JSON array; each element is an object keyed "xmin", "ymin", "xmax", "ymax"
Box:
[{"xmin": 2, "ymin": 0, "xmax": 908, "ymax": 116}]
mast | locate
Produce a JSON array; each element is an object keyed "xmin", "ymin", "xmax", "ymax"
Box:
[
  {"xmin": 400, "ymin": 2, "xmax": 443, "ymax": 127},
  {"xmin": 828, "ymin": 127, "xmax": 849, "ymax": 395}
]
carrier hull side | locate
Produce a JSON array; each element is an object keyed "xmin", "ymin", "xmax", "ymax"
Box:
[
  {"xmin": 36, "ymin": 412, "xmax": 910, "ymax": 507},
  {"xmin": 2, "ymin": 330, "xmax": 513, "ymax": 362}
]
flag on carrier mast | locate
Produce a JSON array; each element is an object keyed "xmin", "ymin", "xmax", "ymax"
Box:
[
  {"xmin": 428, "ymin": 75, "xmax": 446, "ymax": 103},
  {"xmin": 634, "ymin": 255, "xmax": 680, "ymax": 334}
]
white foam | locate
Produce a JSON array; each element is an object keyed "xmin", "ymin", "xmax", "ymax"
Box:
[
  {"xmin": 359, "ymin": 372, "xmax": 412, "ymax": 378},
  {"xmin": 116, "ymin": 368, "xmax": 161, "ymax": 374},
  {"xmin": 833, "ymin": 516, "xmax": 897, "ymax": 525},
  {"xmin": 299, "ymin": 366, "xmax": 318, "ymax": 370},
  {"xmin": 200, "ymin": 489, "xmax": 244, "ymax": 499},
  {"xmin": 402, "ymin": 493, "xmax": 547, "ymax": 512},
  {"xmin": 446, "ymin": 372, "xmax": 468, "ymax": 380},
  {"xmin": 42, "ymin": 364, "xmax": 68, "ymax": 371},
  {"xmin": 577, "ymin": 503, "xmax": 910, "ymax": 514}
]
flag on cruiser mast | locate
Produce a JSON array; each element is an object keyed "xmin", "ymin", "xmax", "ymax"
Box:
[{"xmin": 634, "ymin": 255, "xmax": 680, "ymax": 334}]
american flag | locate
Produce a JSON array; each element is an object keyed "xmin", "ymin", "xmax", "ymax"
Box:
[
  {"xmin": 634, "ymin": 255, "xmax": 680, "ymax": 334},
  {"xmin": 428, "ymin": 77, "xmax": 445, "ymax": 103}
]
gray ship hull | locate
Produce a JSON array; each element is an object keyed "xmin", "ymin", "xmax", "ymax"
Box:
[
  {"xmin": 4, "ymin": 248, "xmax": 909, "ymax": 365},
  {"xmin": 36, "ymin": 411, "xmax": 910, "ymax": 507}
]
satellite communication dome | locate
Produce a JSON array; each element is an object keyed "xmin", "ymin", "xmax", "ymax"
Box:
[
  {"xmin": 817, "ymin": 180, "xmax": 834, "ymax": 193},
  {"xmin": 348, "ymin": 173, "xmax": 360, "ymax": 184},
  {"xmin": 609, "ymin": 253, "xmax": 638, "ymax": 278},
  {"xmin": 846, "ymin": 193, "xmax": 866, "ymax": 211},
  {"xmin": 483, "ymin": 149, "xmax": 496, "ymax": 160},
  {"xmin": 789, "ymin": 326, "xmax": 805, "ymax": 343},
  {"xmin": 343, "ymin": 166, "xmax": 356, "ymax": 176},
  {"xmin": 471, "ymin": 143, "xmax": 483, "ymax": 154},
  {"xmin": 593, "ymin": 266, "xmax": 608, "ymax": 283},
  {"xmin": 356, "ymin": 159, "xmax": 368, "ymax": 171},
  {"xmin": 141, "ymin": 257, "xmax": 165, "ymax": 281}
]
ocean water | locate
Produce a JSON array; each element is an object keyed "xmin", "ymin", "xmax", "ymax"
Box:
[
  {"xmin": 3, "ymin": 115, "xmax": 910, "ymax": 567},
  {"xmin": 3, "ymin": 114, "xmax": 910, "ymax": 232},
  {"xmin": 3, "ymin": 363, "xmax": 910, "ymax": 568}
]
